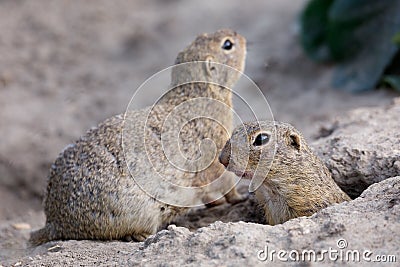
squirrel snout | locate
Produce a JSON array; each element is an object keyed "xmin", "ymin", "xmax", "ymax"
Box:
[
  {"xmin": 219, "ymin": 153, "xmax": 229, "ymax": 167},
  {"xmin": 219, "ymin": 142, "xmax": 231, "ymax": 167}
]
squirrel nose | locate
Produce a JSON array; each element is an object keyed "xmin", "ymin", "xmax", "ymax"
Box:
[
  {"xmin": 219, "ymin": 142, "xmax": 231, "ymax": 167},
  {"xmin": 219, "ymin": 153, "xmax": 229, "ymax": 167}
]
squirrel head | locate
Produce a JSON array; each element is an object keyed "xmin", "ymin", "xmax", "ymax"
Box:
[
  {"xmin": 171, "ymin": 29, "xmax": 246, "ymax": 88},
  {"xmin": 219, "ymin": 121, "xmax": 307, "ymax": 190}
]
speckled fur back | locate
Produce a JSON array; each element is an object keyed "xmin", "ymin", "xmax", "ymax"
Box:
[{"xmin": 30, "ymin": 29, "xmax": 247, "ymax": 245}]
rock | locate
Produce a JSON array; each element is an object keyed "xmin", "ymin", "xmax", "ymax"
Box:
[
  {"xmin": 312, "ymin": 98, "xmax": 400, "ymax": 198},
  {"xmin": 18, "ymin": 177, "xmax": 400, "ymax": 266}
]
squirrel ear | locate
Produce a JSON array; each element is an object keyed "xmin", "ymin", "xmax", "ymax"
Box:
[
  {"xmin": 204, "ymin": 56, "xmax": 216, "ymax": 77},
  {"xmin": 289, "ymin": 132, "xmax": 301, "ymax": 151}
]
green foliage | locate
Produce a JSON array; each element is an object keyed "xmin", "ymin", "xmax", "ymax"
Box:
[
  {"xmin": 393, "ymin": 32, "xmax": 400, "ymax": 45},
  {"xmin": 300, "ymin": 0, "xmax": 334, "ymax": 61},
  {"xmin": 382, "ymin": 75, "xmax": 400, "ymax": 91},
  {"xmin": 300, "ymin": 0, "xmax": 400, "ymax": 92}
]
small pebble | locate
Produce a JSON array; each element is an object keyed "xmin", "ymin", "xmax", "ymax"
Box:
[
  {"xmin": 48, "ymin": 244, "xmax": 62, "ymax": 252},
  {"xmin": 12, "ymin": 223, "xmax": 31, "ymax": 230}
]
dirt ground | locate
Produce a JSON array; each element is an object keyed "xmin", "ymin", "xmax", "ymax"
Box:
[{"xmin": 0, "ymin": 0, "xmax": 397, "ymax": 264}]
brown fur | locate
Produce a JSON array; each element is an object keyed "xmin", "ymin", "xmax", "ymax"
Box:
[
  {"xmin": 30, "ymin": 29, "xmax": 247, "ymax": 245},
  {"xmin": 219, "ymin": 121, "xmax": 350, "ymax": 225}
]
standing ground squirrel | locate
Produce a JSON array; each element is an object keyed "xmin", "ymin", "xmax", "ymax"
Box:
[
  {"xmin": 219, "ymin": 121, "xmax": 351, "ymax": 225},
  {"xmin": 30, "ymin": 29, "xmax": 247, "ymax": 245}
]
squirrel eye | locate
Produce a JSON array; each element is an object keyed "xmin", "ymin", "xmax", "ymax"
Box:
[
  {"xmin": 253, "ymin": 133, "xmax": 270, "ymax": 146},
  {"xmin": 222, "ymin": 39, "xmax": 234, "ymax": 50}
]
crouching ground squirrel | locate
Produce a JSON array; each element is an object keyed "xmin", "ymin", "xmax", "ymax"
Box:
[
  {"xmin": 219, "ymin": 121, "xmax": 350, "ymax": 225},
  {"xmin": 30, "ymin": 29, "xmax": 247, "ymax": 245}
]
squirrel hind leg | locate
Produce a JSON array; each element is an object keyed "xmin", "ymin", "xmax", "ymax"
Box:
[
  {"xmin": 202, "ymin": 186, "xmax": 248, "ymax": 207},
  {"xmin": 203, "ymin": 171, "xmax": 248, "ymax": 207},
  {"xmin": 224, "ymin": 187, "xmax": 248, "ymax": 204},
  {"xmin": 203, "ymin": 194, "xmax": 226, "ymax": 207},
  {"xmin": 202, "ymin": 187, "xmax": 249, "ymax": 208},
  {"xmin": 222, "ymin": 172, "xmax": 248, "ymax": 204}
]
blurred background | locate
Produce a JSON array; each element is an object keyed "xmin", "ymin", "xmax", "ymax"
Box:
[{"xmin": 0, "ymin": 0, "xmax": 399, "ymax": 253}]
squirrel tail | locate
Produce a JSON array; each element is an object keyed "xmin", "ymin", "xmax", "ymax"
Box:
[{"xmin": 29, "ymin": 224, "xmax": 57, "ymax": 246}]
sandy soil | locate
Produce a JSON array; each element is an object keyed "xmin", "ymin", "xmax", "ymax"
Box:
[{"xmin": 0, "ymin": 0, "xmax": 397, "ymax": 264}]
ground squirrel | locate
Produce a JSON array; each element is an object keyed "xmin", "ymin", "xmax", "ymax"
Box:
[
  {"xmin": 219, "ymin": 121, "xmax": 350, "ymax": 225},
  {"xmin": 30, "ymin": 29, "xmax": 247, "ymax": 245}
]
